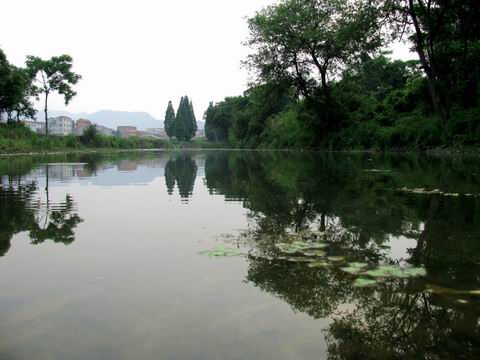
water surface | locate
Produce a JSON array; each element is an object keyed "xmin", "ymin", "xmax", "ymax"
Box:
[{"xmin": 0, "ymin": 150, "xmax": 479, "ymax": 359}]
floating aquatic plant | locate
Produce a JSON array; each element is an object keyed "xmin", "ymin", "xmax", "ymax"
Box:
[
  {"xmin": 275, "ymin": 241, "xmax": 328, "ymax": 255},
  {"xmin": 353, "ymin": 277, "xmax": 377, "ymax": 287},
  {"xmin": 327, "ymin": 256, "xmax": 345, "ymax": 262},
  {"xmin": 340, "ymin": 262, "xmax": 369, "ymax": 275},
  {"xmin": 199, "ymin": 246, "xmax": 242, "ymax": 257},
  {"xmin": 308, "ymin": 260, "xmax": 330, "ymax": 268},
  {"xmin": 365, "ymin": 265, "xmax": 426, "ymax": 278},
  {"xmin": 300, "ymin": 249, "xmax": 326, "ymax": 257},
  {"xmin": 285, "ymin": 257, "xmax": 314, "ymax": 263}
]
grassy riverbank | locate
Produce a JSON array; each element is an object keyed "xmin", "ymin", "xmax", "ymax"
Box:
[
  {"xmin": 2, "ymin": 123, "xmax": 477, "ymax": 155},
  {"xmin": 0, "ymin": 124, "xmax": 223, "ymax": 154}
]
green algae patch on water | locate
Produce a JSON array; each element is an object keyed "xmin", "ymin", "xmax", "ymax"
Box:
[
  {"xmin": 199, "ymin": 246, "xmax": 242, "ymax": 257},
  {"xmin": 353, "ymin": 277, "xmax": 378, "ymax": 287}
]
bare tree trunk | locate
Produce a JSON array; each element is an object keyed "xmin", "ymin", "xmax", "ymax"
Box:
[
  {"xmin": 44, "ymin": 91, "xmax": 49, "ymax": 134},
  {"xmin": 408, "ymin": 0, "xmax": 449, "ymax": 127}
]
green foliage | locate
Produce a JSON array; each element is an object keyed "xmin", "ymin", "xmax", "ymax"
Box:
[
  {"xmin": 0, "ymin": 123, "xmax": 169, "ymax": 153},
  {"xmin": 80, "ymin": 125, "xmax": 99, "ymax": 146},
  {"xmin": 175, "ymin": 96, "xmax": 197, "ymax": 141},
  {"xmin": 26, "ymin": 54, "xmax": 81, "ymax": 133},
  {"xmin": 0, "ymin": 48, "xmax": 35, "ymax": 122},
  {"xmin": 200, "ymin": 0, "xmax": 480, "ymax": 151},
  {"xmin": 164, "ymin": 101, "xmax": 176, "ymax": 139},
  {"xmin": 261, "ymin": 110, "xmax": 309, "ymax": 148}
]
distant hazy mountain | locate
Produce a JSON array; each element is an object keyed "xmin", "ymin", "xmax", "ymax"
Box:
[
  {"xmin": 86, "ymin": 110, "xmax": 163, "ymax": 130},
  {"xmin": 38, "ymin": 109, "xmax": 204, "ymax": 131},
  {"xmin": 38, "ymin": 110, "xmax": 88, "ymax": 121}
]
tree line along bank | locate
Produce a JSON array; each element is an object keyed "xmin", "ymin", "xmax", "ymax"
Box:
[{"xmin": 203, "ymin": 0, "xmax": 480, "ymax": 151}]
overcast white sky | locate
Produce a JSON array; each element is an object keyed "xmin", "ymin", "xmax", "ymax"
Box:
[{"xmin": 1, "ymin": 0, "xmax": 415, "ymax": 120}]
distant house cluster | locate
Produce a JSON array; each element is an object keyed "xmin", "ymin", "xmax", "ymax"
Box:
[{"xmin": 21, "ymin": 116, "xmax": 166, "ymax": 138}]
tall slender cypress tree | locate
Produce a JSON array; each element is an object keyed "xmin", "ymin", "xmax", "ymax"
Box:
[
  {"xmin": 164, "ymin": 101, "xmax": 176, "ymax": 140},
  {"xmin": 174, "ymin": 96, "xmax": 197, "ymax": 141},
  {"xmin": 175, "ymin": 96, "xmax": 187, "ymax": 141},
  {"xmin": 188, "ymin": 99, "xmax": 198, "ymax": 139}
]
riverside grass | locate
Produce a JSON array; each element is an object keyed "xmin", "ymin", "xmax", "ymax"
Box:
[{"xmin": 0, "ymin": 123, "xmax": 222, "ymax": 154}]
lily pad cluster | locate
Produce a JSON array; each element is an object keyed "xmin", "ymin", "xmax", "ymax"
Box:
[
  {"xmin": 340, "ymin": 262, "xmax": 368, "ymax": 275},
  {"xmin": 274, "ymin": 238, "xmax": 426, "ymax": 288},
  {"xmin": 340, "ymin": 263, "xmax": 427, "ymax": 288},
  {"xmin": 199, "ymin": 246, "xmax": 242, "ymax": 257},
  {"xmin": 365, "ymin": 265, "xmax": 427, "ymax": 278},
  {"xmin": 273, "ymin": 241, "xmax": 329, "ymax": 263},
  {"xmin": 275, "ymin": 241, "xmax": 327, "ymax": 254}
]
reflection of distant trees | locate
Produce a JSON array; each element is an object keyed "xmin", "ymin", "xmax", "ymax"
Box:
[
  {"xmin": 165, "ymin": 154, "xmax": 197, "ymax": 199},
  {"xmin": 247, "ymin": 255, "xmax": 352, "ymax": 319},
  {"xmin": 204, "ymin": 151, "xmax": 480, "ymax": 359},
  {"xmin": 29, "ymin": 194, "xmax": 83, "ymax": 245},
  {"xmin": 0, "ymin": 180, "xmax": 38, "ymax": 256},
  {"xmin": 204, "ymin": 151, "xmax": 480, "ymax": 273},
  {"xmin": 326, "ymin": 285, "xmax": 480, "ymax": 359},
  {"xmin": 0, "ymin": 173, "xmax": 83, "ymax": 256}
]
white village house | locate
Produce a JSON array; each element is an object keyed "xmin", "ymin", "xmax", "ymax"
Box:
[{"xmin": 47, "ymin": 116, "xmax": 74, "ymax": 136}]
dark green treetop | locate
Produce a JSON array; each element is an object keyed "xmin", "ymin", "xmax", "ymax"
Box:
[{"xmin": 175, "ymin": 96, "xmax": 197, "ymax": 141}]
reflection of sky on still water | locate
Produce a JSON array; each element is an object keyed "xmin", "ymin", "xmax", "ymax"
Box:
[{"xmin": 0, "ymin": 151, "xmax": 479, "ymax": 360}]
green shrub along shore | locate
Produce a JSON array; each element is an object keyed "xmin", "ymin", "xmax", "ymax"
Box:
[{"xmin": 0, "ymin": 123, "xmax": 221, "ymax": 154}]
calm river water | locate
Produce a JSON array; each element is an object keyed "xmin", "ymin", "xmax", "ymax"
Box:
[{"xmin": 0, "ymin": 150, "xmax": 479, "ymax": 359}]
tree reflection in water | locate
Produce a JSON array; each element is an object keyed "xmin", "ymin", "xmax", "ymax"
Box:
[
  {"xmin": 204, "ymin": 151, "xmax": 480, "ymax": 359},
  {"xmin": 0, "ymin": 165, "xmax": 83, "ymax": 256},
  {"xmin": 165, "ymin": 154, "xmax": 198, "ymax": 199}
]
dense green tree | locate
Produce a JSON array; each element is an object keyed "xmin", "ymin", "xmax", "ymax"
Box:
[
  {"xmin": 384, "ymin": 0, "xmax": 480, "ymax": 127},
  {"xmin": 246, "ymin": 0, "xmax": 381, "ymax": 135},
  {"xmin": 247, "ymin": 0, "xmax": 380, "ymax": 93},
  {"xmin": 188, "ymin": 99, "xmax": 198, "ymax": 138},
  {"xmin": 175, "ymin": 96, "xmax": 197, "ymax": 141},
  {"xmin": 0, "ymin": 48, "xmax": 35, "ymax": 122},
  {"xmin": 26, "ymin": 54, "xmax": 81, "ymax": 134},
  {"xmin": 80, "ymin": 124, "xmax": 99, "ymax": 145},
  {"xmin": 164, "ymin": 100, "xmax": 176, "ymax": 140},
  {"xmin": 204, "ymin": 81, "xmax": 295, "ymax": 145},
  {"xmin": 204, "ymin": 97, "xmax": 245, "ymax": 142}
]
